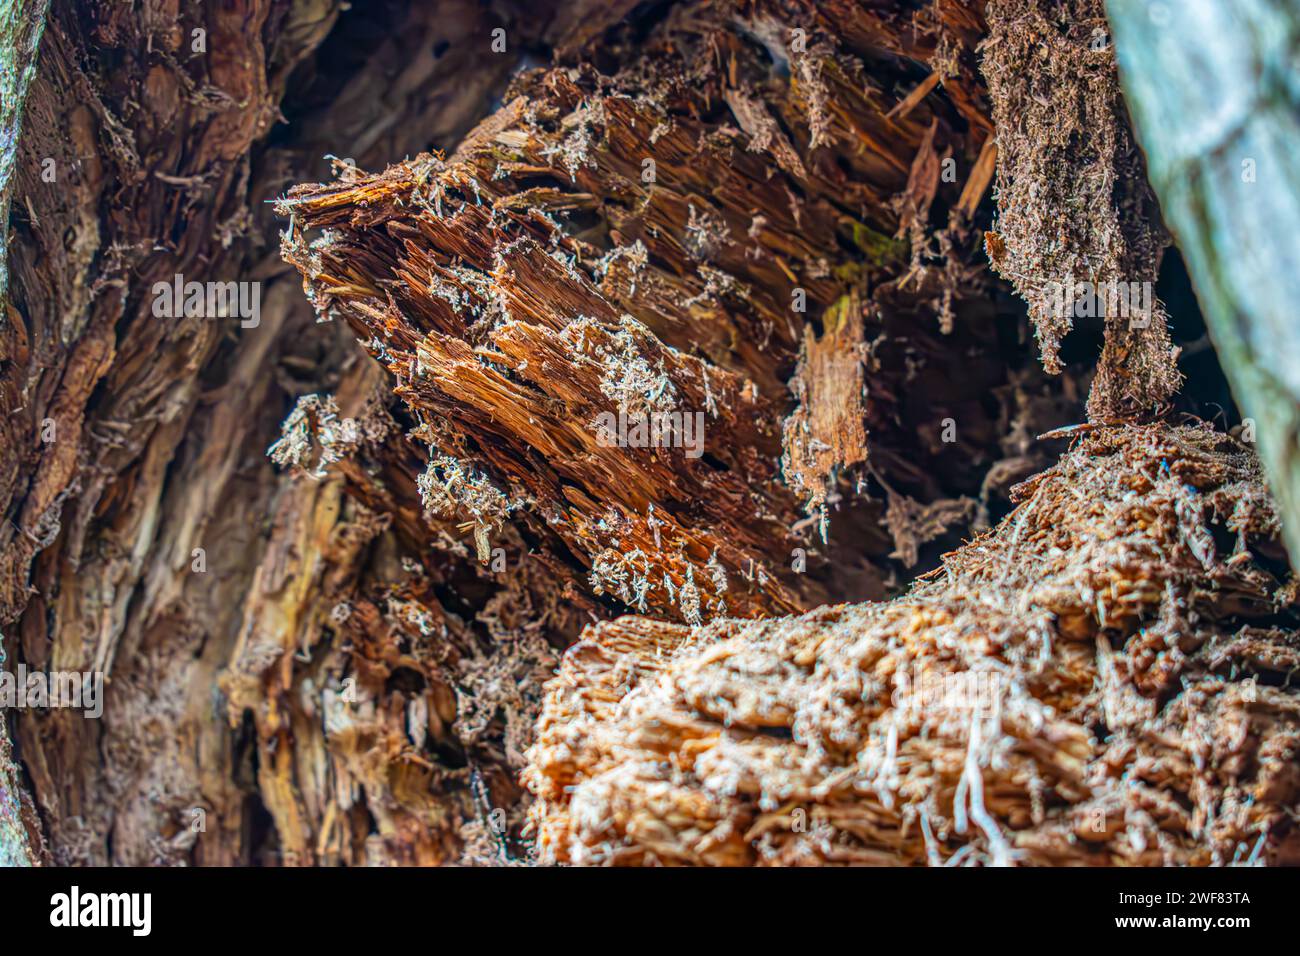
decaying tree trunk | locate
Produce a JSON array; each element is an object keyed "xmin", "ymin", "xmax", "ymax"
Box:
[
  {"xmin": 0, "ymin": 0, "xmax": 590, "ymax": 866},
  {"xmin": 0, "ymin": 0, "xmax": 1293, "ymax": 868}
]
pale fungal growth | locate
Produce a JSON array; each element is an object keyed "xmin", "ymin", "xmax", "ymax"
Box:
[
  {"xmin": 706, "ymin": 549, "xmax": 728, "ymax": 596},
  {"xmin": 684, "ymin": 202, "xmax": 733, "ymax": 261},
  {"xmin": 595, "ymin": 239, "xmax": 648, "ymax": 287},
  {"xmin": 678, "ymin": 564, "xmax": 702, "ymax": 625},
  {"xmin": 791, "ymin": 46, "xmax": 835, "ymax": 150},
  {"xmin": 589, "ymin": 548, "xmax": 653, "ymax": 613},
  {"xmin": 457, "ymin": 585, "xmax": 559, "ymax": 766},
  {"xmin": 682, "ymin": 264, "xmax": 742, "ymax": 309},
  {"xmin": 586, "ymin": 315, "xmax": 679, "ymax": 416},
  {"xmin": 645, "ymin": 503, "xmax": 663, "ymax": 550},
  {"xmin": 542, "ymin": 99, "xmax": 603, "ymax": 181},
  {"xmin": 428, "ymin": 273, "xmax": 465, "ymax": 310},
  {"xmin": 416, "ymin": 454, "xmax": 517, "ymax": 562}
]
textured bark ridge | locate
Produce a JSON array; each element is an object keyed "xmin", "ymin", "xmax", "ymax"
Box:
[
  {"xmin": 525, "ymin": 425, "xmax": 1300, "ymax": 866},
  {"xmin": 0, "ymin": 0, "xmax": 604, "ymax": 866},
  {"xmin": 0, "ymin": 0, "xmax": 50, "ymax": 867},
  {"xmin": 1107, "ymin": 0, "xmax": 1300, "ymax": 564},
  {"xmin": 0, "ymin": 0, "xmax": 48, "ymax": 303}
]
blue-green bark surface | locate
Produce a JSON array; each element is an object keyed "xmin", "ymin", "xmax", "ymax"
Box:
[
  {"xmin": 1109, "ymin": 0, "xmax": 1300, "ymax": 564},
  {"xmin": 1, "ymin": 0, "xmax": 49, "ymax": 303}
]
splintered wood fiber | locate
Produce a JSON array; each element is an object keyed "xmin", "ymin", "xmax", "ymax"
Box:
[
  {"xmin": 276, "ymin": 0, "xmax": 1069, "ymax": 637},
  {"xmin": 525, "ymin": 425, "xmax": 1300, "ymax": 866}
]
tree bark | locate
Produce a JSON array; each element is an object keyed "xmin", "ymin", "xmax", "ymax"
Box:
[
  {"xmin": 1108, "ymin": 0, "xmax": 1300, "ymax": 562},
  {"xmin": 0, "ymin": 0, "xmax": 573, "ymax": 866},
  {"xmin": 0, "ymin": 0, "xmax": 49, "ymax": 868}
]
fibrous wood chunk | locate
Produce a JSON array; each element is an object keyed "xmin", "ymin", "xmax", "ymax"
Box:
[
  {"xmin": 525, "ymin": 425, "xmax": 1300, "ymax": 865},
  {"xmin": 780, "ymin": 292, "xmax": 868, "ymax": 535},
  {"xmin": 278, "ymin": 0, "xmax": 1079, "ymax": 625}
]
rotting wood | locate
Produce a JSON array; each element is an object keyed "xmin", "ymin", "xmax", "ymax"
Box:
[
  {"xmin": 277, "ymin": 0, "xmax": 1080, "ymax": 630},
  {"xmin": 0, "ymin": 0, "xmax": 1278, "ymax": 870},
  {"xmin": 981, "ymin": 0, "xmax": 1181, "ymax": 421},
  {"xmin": 525, "ymin": 424, "xmax": 1300, "ymax": 865}
]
